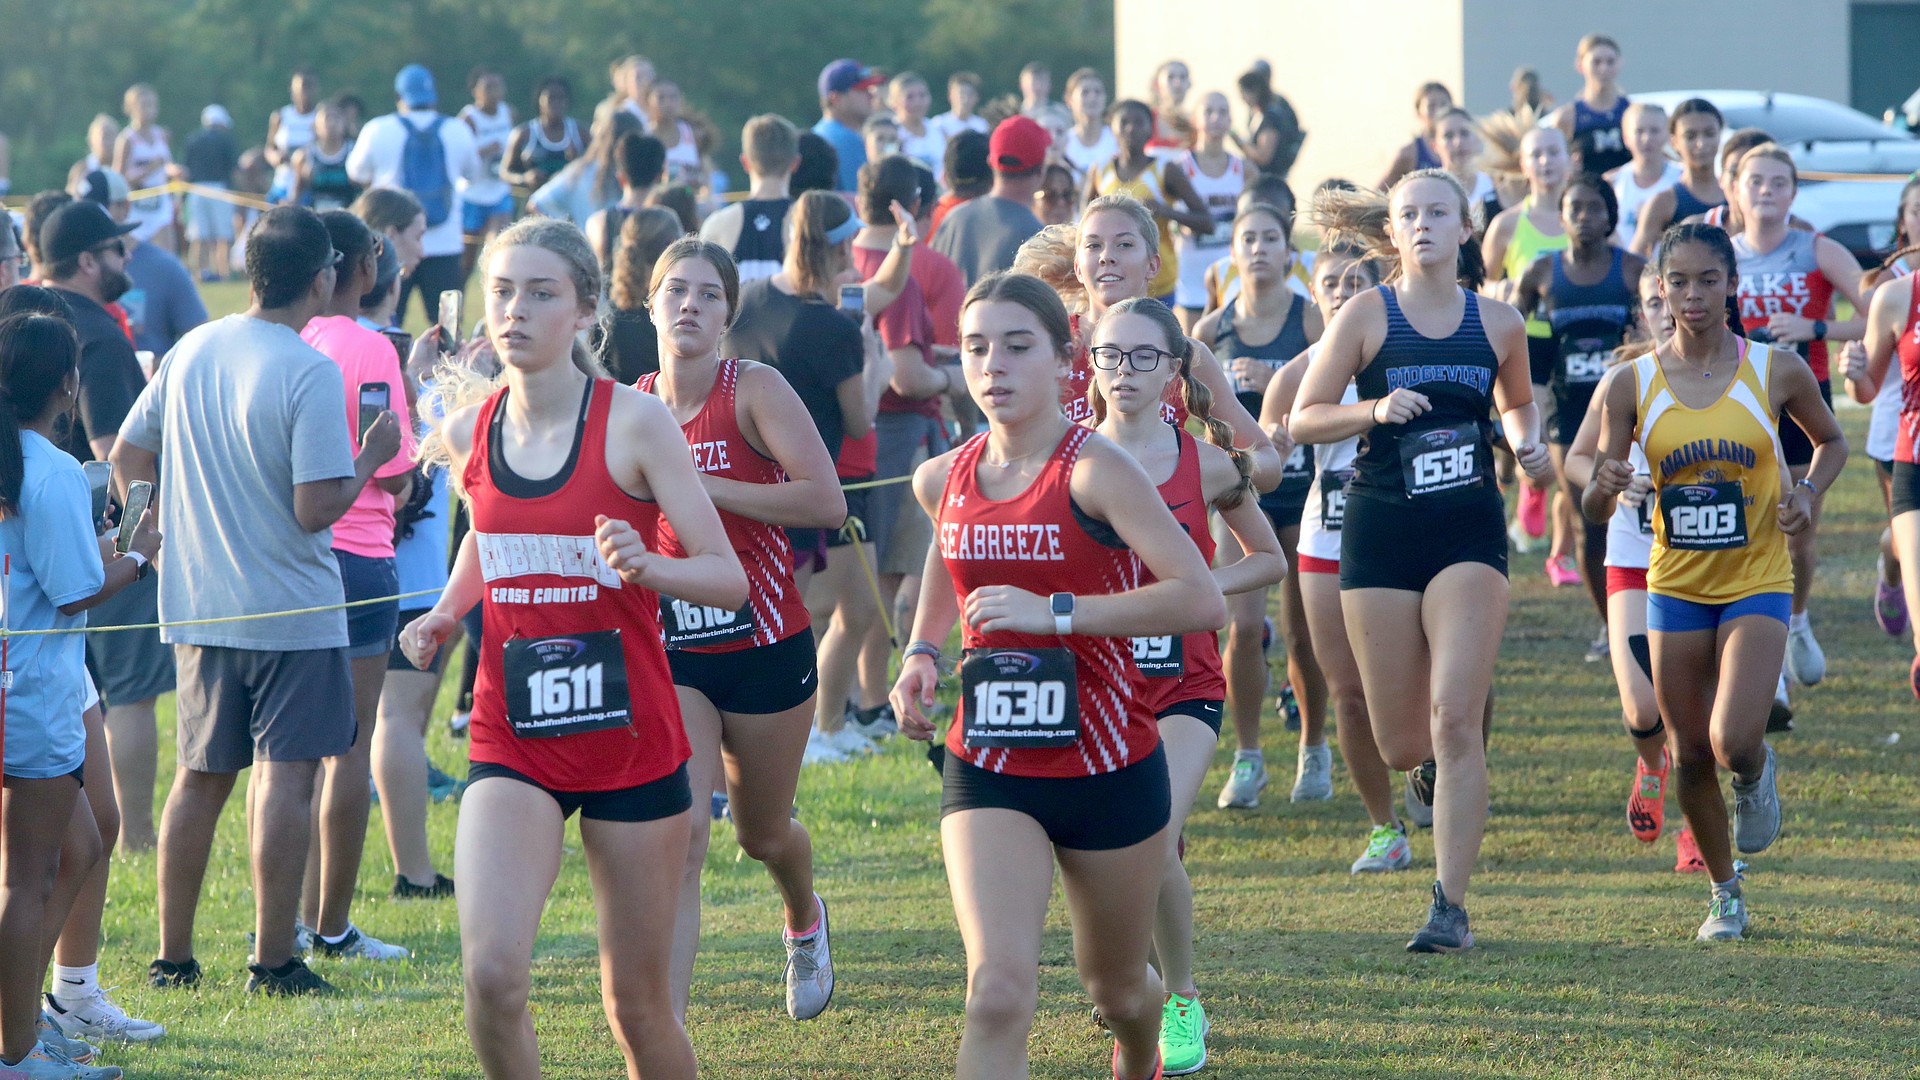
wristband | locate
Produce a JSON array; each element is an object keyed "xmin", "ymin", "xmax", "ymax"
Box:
[
  {"xmin": 1795, "ymin": 478, "xmax": 1820, "ymax": 497},
  {"xmin": 1371, "ymin": 397, "xmax": 1386, "ymax": 424},
  {"xmin": 904, "ymin": 640, "xmax": 943, "ymax": 663}
]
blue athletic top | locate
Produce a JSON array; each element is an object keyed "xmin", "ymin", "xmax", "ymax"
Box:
[
  {"xmin": 1571, "ymin": 97, "xmax": 1632, "ymax": 175},
  {"xmin": 1544, "ymin": 249, "xmax": 1634, "ymax": 392},
  {"xmin": 1668, "ymin": 182, "xmax": 1727, "ymax": 227}
]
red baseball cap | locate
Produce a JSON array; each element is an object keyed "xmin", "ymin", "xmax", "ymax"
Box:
[{"xmin": 989, "ymin": 115, "xmax": 1050, "ymax": 174}]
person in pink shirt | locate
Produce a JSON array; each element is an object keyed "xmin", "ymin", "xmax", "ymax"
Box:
[{"xmin": 292, "ymin": 209, "xmax": 418, "ymax": 961}]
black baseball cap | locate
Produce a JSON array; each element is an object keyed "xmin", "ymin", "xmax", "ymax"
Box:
[{"xmin": 41, "ymin": 201, "xmax": 137, "ymax": 266}]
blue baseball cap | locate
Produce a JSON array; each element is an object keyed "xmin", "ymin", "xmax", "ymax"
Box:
[
  {"xmin": 818, "ymin": 59, "xmax": 883, "ymax": 98},
  {"xmin": 395, "ymin": 64, "xmax": 437, "ymax": 108}
]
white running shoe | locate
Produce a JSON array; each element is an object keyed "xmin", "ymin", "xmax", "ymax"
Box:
[
  {"xmin": 43, "ymin": 989, "xmax": 164, "ymax": 1044},
  {"xmin": 1506, "ymin": 519, "xmax": 1538, "ymax": 554},
  {"xmin": 783, "ymin": 894, "xmax": 835, "ymax": 1020},
  {"xmin": 1696, "ymin": 884, "xmax": 1749, "ymax": 942},
  {"xmin": 1785, "ymin": 618, "xmax": 1825, "ymax": 686},
  {"xmin": 1290, "ymin": 743, "xmax": 1333, "ymax": 802},
  {"xmin": 1215, "ymin": 753, "xmax": 1268, "ymax": 809},
  {"xmin": 1351, "ymin": 822, "xmax": 1414, "ymax": 874},
  {"xmin": 802, "ymin": 728, "xmax": 849, "ymax": 765},
  {"xmin": 312, "ymin": 925, "xmax": 411, "ymax": 961},
  {"xmin": 846, "ymin": 705, "xmax": 898, "ymax": 741},
  {"xmin": 823, "ymin": 725, "xmax": 877, "ymax": 757}
]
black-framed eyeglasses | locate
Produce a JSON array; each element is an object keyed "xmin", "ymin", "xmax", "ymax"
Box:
[{"xmin": 1089, "ymin": 344, "xmax": 1173, "ymax": 373}]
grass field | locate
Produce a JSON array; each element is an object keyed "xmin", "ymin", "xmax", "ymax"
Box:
[{"xmin": 85, "ymin": 290, "xmax": 1920, "ymax": 1077}]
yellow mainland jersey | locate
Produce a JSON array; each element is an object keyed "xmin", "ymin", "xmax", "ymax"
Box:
[
  {"xmin": 1094, "ymin": 159, "xmax": 1180, "ymax": 300},
  {"xmin": 1632, "ymin": 341, "xmax": 1793, "ymax": 605}
]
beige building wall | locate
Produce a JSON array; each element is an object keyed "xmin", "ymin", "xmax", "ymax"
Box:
[
  {"xmin": 1116, "ymin": 0, "xmax": 1851, "ymax": 196},
  {"xmin": 1114, "ymin": 0, "xmax": 1465, "ymax": 194}
]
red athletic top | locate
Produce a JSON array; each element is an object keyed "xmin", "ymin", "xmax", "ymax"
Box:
[
  {"xmin": 1896, "ymin": 279, "xmax": 1920, "ymax": 464},
  {"xmin": 1064, "ymin": 312, "xmax": 1187, "ymax": 427},
  {"xmin": 638, "ymin": 359, "xmax": 810, "ymax": 651},
  {"xmin": 1734, "ymin": 229, "xmax": 1837, "ymax": 381},
  {"xmin": 1140, "ymin": 429, "xmax": 1225, "ymax": 713},
  {"xmin": 939, "ymin": 426, "xmax": 1158, "ymax": 777},
  {"xmin": 464, "ymin": 379, "xmax": 689, "ymax": 791}
]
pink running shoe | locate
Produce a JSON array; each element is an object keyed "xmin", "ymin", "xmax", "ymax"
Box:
[
  {"xmin": 1876, "ymin": 577, "xmax": 1908, "ymax": 638},
  {"xmin": 1674, "ymin": 827, "xmax": 1706, "ymax": 874},
  {"xmin": 1546, "ymin": 554, "xmax": 1581, "ymax": 587},
  {"xmin": 1519, "ymin": 482, "xmax": 1547, "ymax": 540}
]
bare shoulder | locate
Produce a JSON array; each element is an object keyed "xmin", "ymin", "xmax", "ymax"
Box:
[
  {"xmin": 607, "ymin": 380, "xmax": 676, "ymax": 432},
  {"xmin": 1193, "ymin": 438, "xmax": 1240, "ymax": 493},
  {"xmin": 1476, "ymin": 293, "xmax": 1529, "ymax": 337},
  {"xmin": 1192, "ymin": 307, "xmax": 1224, "ymax": 344},
  {"xmin": 442, "ymin": 401, "xmax": 483, "ymax": 459},
  {"xmin": 914, "ymin": 441, "xmax": 965, "ymax": 511}
]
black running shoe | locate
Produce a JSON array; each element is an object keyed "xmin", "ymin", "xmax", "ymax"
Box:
[
  {"xmin": 246, "ymin": 958, "xmax": 338, "ymax": 996},
  {"xmin": 148, "ymin": 958, "xmax": 201, "ymax": 989},
  {"xmin": 391, "ymin": 873, "xmax": 456, "ymax": 900},
  {"xmin": 1406, "ymin": 881, "xmax": 1474, "ymax": 953}
]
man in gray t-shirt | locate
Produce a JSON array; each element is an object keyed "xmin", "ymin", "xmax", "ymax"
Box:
[
  {"xmin": 113, "ymin": 206, "xmax": 400, "ymax": 995},
  {"xmin": 930, "ymin": 115, "xmax": 1050, "ymax": 285}
]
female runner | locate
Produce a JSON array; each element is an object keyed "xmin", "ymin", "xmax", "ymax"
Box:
[
  {"xmin": 1172, "ymin": 92, "xmax": 1248, "ymax": 333},
  {"xmin": 1482, "ymin": 127, "xmax": 1572, "ymax": 584},
  {"xmin": 1061, "ymin": 69, "xmax": 1119, "ymax": 181},
  {"xmin": 401, "ymin": 218, "xmax": 745, "ymax": 1078},
  {"xmin": 1585, "ymin": 222, "xmax": 1845, "ymax": 939},
  {"xmin": 1564, "ymin": 264, "xmax": 1700, "ymax": 866},
  {"xmin": 634, "ymin": 239, "xmax": 849, "ymax": 1022},
  {"xmin": 1294, "ymin": 170, "xmax": 1553, "ymax": 951},
  {"xmin": 1065, "ymin": 194, "xmax": 1281, "ymax": 486},
  {"xmin": 1514, "ymin": 175, "xmax": 1645, "ymax": 648},
  {"xmin": 1730, "ymin": 144, "xmax": 1867, "ymax": 692},
  {"xmin": 1628, "ymin": 99, "xmax": 1726, "ymax": 257},
  {"xmin": 1092, "ymin": 298, "xmax": 1284, "ymax": 1075},
  {"xmin": 1087, "ymin": 102, "xmax": 1215, "ymax": 306},
  {"xmin": 501, "ymin": 78, "xmax": 585, "ymax": 193},
  {"xmin": 1264, "ymin": 246, "xmax": 1415, "ymax": 872},
  {"xmin": 1146, "ymin": 60, "xmax": 1194, "ymax": 154},
  {"xmin": 1846, "ymin": 178, "xmax": 1920, "ymax": 643},
  {"xmin": 1547, "ymin": 34, "xmax": 1631, "ymax": 177},
  {"xmin": 1379, "ymin": 83, "xmax": 1453, "ymax": 191},
  {"xmin": 890, "ymin": 271, "xmax": 1226, "ymax": 1080},
  {"xmin": 1847, "ymin": 204, "xmax": 1920, "ymax": 695},
  {"xmin": 1191, "ymin": 202, "xmax": 1326, "ymax": 808}
]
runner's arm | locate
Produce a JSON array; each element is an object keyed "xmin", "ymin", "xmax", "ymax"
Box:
[
  {"xmin": 1198, "ymin": 442, "xmax": 1285, "ymax": 597},
  {"xmin": 701, "ymin": 365, "xmax": 847, "ymax": 529}
]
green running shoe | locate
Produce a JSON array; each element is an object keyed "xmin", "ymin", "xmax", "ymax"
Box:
[{"xmin": 1159, "ymin": 993, "xmax": 1209, "ymax": 1076}]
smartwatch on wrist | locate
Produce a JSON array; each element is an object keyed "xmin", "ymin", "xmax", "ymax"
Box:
[
  {"xmin": 1812, "ymin": 319, "xmax": 1828, "ymax": 340},
  {"xmin": 1050, "ymin": 592, "xmax": 1074, "ymax": 636}
]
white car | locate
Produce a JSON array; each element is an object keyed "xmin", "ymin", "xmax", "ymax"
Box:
[{"xmin": 1626, "ymin": 90, "xmax": 1916, "ymax": 263}]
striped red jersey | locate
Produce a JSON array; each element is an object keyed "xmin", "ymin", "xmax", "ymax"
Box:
[
  {"xmin": 639, "ymin": 358, "xmax": 810, "ymax": 651},
  {"xmin": 939, "ymin": 426, "xmax": 1158, "ymax": 777},
  {"xmin": 463, "ymin": 379, "xmax": 689, "ymax": 791},
  {"xmin": 1897, "ymin": 279, "xmax": 1920, "ymax": 464},
  {"xmin": 1139, "ymin": 428, "xmax": 1224, "ymax": 713}
]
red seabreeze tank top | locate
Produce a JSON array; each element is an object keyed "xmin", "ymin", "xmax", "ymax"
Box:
[
  {"xmin": 1136, "ymin": 427, "xmax": 1225, "ymax": 713},
  {"xmin": 463, "ymin": 378, "xmax": 689, "ymax": 791},
  {"xmin": 938, "ymin": 424, "xmax": 1159, "ymax": 777},
  {"xmin": 639, "ymin": 358, "xmax": 811, "ymax": 652}
]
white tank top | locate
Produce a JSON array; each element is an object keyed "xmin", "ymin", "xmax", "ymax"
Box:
[
  {"xmin": 459, "ymin": 103, "xmax": 515, "ymax": 204},
  {"xmin": 275, "ymin": 105, "xmax": 316, "ymax": 155},
  {"xmin": 1868, "ymin": 257, "xmax": 1914, "ymax": 462},
  {"xmin": 1295, "ymin": 352, "xmax": 1361, "ymax": 563},
  {"xmin": 1604, "ymin": 441, "xmax": 1655, "ymax": 571},
  {"xmin": 663, "ymin": 119, "xmax": 702, "ymax": 186},
  {"xmin": 1612, "ymin": 161, "xmax": 1682, "ymax": 246}
]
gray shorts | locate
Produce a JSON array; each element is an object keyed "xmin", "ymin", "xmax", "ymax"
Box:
[
  {"xmin": 84, "ymin": 572, "xmax": 177, "ymax": 707},
  {"xmin": 185, "ymin": 188, "xmax": 235, "ymax": 243},
  {"xmin": 174, "ymin": 644, "xmax": 355, "ymax": 772},
  {"xmin": 872, "ymin": 411, "xmax": 945, "ymax": 576}
]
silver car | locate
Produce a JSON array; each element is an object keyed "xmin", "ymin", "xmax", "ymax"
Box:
[{"xmin": 1625, "ymin": 90, "xmax": 1916, "ymax": 263}]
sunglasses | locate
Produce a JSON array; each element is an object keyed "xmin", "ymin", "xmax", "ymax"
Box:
[{"xmin": 89, "ymin": 239, "xmax": 127, "ymax": 259}]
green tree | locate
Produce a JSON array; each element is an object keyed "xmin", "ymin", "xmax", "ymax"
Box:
[{"xmin": 0, "ymin": 0, "xmax": 1110, "ymax": 195}]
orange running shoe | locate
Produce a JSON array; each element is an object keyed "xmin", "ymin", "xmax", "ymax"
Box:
[
  {"xmin": 1628, "ymin": 749, "xmax": 1668, "ymax": 843},
  {"xmin": 1674, "ymin": 826, "xmax": 1706, "ymax": 873}
]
